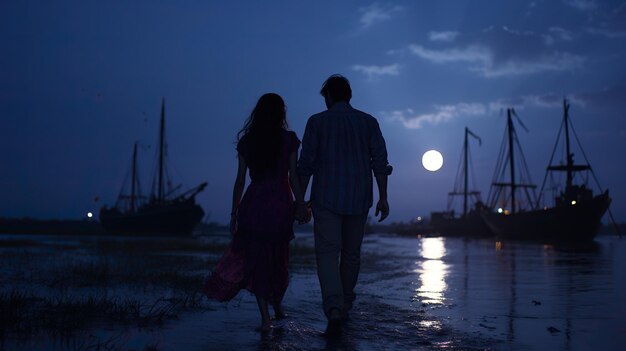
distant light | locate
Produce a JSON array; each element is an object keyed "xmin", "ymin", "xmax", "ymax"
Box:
[
  {"xmin": 504, "ymin": 210, "xmax": 510, "ymax": 215},
  {"xmin": 422, "ymin": 150, "xmax": 444, "ymax": 172},
  {"xmin": 495, "ymin": 241, "xmax": 502, "ymax": 251},
  {"xmin": 571, "ymin": 200, "xmax": 577, "ymax": 205},
  {"xmin": 87, "ymin": 212, "xmax": 93, "ymax": 218},
  {"xmin": 497, "ymin": 208, "xmax": 503, "ymax": 214},
  {"xmin": 417, "ymin": 216, "xmax": 422, "ymax": 221}
]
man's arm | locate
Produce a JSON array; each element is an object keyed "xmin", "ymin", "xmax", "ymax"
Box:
[
  {"xmin": 298, "ymin": 175, "xmax": 311, "ymax": 198},
  {"xmin": 370, "ymin": 118, "xmax": 391, "ymax": 222},
  {"xmin": 374, "ymin": 174, "xmax": 389, "ymax": 222},
  {"xmin": 297, "ymin": 117, "xmax": 317, "ymax": 202}
]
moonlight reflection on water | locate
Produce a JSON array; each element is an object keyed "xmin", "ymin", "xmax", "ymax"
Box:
[
  {"xmin": 1, "ymin": 233, "xmax": 624, "ymax": 350},
  {"xmin": 415, "ymin": 237, "xmax": 449, "ymax": 305}
]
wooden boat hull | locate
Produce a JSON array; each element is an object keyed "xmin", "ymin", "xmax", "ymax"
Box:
[
  {"xmin": 99, "ymin": 199, "xmax": 204, "ymax": 235},
  {"xmin": 431, "ymin": 212, "xmax": 492, "ymax": 237},
  {"xmin": 481, "ymin": 192, "xmax": 611, "ymax": 241}
]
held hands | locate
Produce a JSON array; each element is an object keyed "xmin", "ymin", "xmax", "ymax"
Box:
[
  {"xmin": 375, "ymin": 199, "xmax": 389, "ymax": 222},
  {"xmin": 295, "ymin": 201, "xmax": 312, "ymax": 224}
]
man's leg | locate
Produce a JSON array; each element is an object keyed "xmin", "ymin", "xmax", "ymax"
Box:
[
  {"xmin": 313, "ymin": 206, "xmax": 343, "ymax": 318},
  {"xmin": 340, "ymin": 213, "xmax": 367, "ymax": 312}
]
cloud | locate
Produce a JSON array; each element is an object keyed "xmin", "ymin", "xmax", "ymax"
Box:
[
  {"xmin": 488, "ymin": 93, "xmax": 583, "ymax": 111},
  {"xmin": 428, "ymin": 31, "xmax": 459, "ymax": 42},
  {"xmin": 488, "ymin": 88, "xmax": 626, "ymax": 112},
  {"xmin": 586, "ymin": 27, "xmax": 626, "ymax": 38},
  {"xmin": 501, "ymin": 26, "xmax": 536, "ymax": 37},
  {"xmin": 549, "ymin": 27, "xmax": 574, "ymax": 41},
  {"xmin": 525, "ymin": 1, "xmax": 538, "ymax": 16},
  {"xmin": 544, "ymin": 27, "xmax": 575, "ymax": 44},
  {"xmin": 352, "ymin": 63, "xmax": 400, "ymax": 79},
  {"xmin": 358, "ymin": 3, "xmax": 403, "ymax": 29},
  {"xmin": 571, "ymin": 85, "xmax": 626, "ymax": 107},
  {"xmin": 384, "ymin": 103, "xmax": 486, "ymax": 129},
  {"xmin": 474, "ymin": 52, "xmax": 585, "ymax": 78},
  {"xmin": 408, "ymin": 43, "xmax": 584, "ymax": 78},
  {"xmin": 564, "ymin": 0, "xmax": 598, "ymax": 11},
  {"xmin": 386, "ymin": 86, "xmax": 626, "ymax": 130},
  {"xmin": 408, "ymin": 44, "xmax": 492, "ymax": 65},
  {"xmin": 386, "ymin": 93, "xmax": 589, "ymax": 129},
  {"xmin": 614, "ymin": 2, "xmax": 626, "ymax": 16},
  {"xmin": 580, "ymin": 2, "xmax": 626, "ymax": 39}
]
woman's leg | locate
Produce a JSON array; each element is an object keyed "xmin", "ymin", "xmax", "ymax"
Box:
[
  {"xmin": 255, "ymin": 295, "xmax": 271, "ymax": 332},
  {"xmin": 273, "ymin": 241, "xmax": 290, "ymax": 320}
]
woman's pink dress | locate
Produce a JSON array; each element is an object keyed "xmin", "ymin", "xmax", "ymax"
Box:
[{"xmin": 204, "ymin": 130, "xmax": 300, "ymax": 304}]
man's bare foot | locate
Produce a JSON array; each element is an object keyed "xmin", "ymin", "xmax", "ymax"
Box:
[
  {"xmin": 324, "ymin": 308, "xmax": 342, "ymax": 338},
  {"xmin": 259, "ymin": 320, "xmax": 271, "ymax": 333},
  {"xmin": 273, "ymin": 305, "xmax": 287, "ymax": 320}
]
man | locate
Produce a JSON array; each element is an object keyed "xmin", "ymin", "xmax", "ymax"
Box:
[{"xmin": 297, "ymin": 74, "xmax": 391, "ymax": 336}]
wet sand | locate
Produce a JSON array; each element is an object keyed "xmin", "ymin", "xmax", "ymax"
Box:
[{"xmin": 1, "ymin": 232, "xmax": 624, "ymax": 350}]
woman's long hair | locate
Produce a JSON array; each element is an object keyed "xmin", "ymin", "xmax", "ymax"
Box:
[{"xmin": 237, "ymin": 93, "xmax": 288, "ymax": 171}]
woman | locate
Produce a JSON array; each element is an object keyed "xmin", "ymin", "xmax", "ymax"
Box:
[{"xmin": 204, "ymin": 93, "xmax": 307, "ymax": 332}]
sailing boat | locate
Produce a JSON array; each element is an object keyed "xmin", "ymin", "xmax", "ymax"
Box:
[
  {"xmin": 481, "ymin": 101, "xmax": 611, "ymax": 241},
  {"xmin": 100, "ymin": 98, "xmax": 207, "ymax": 235},
  {"xmin": 430, "ymin": 127, "xmax": 491, "ymax": 237}
]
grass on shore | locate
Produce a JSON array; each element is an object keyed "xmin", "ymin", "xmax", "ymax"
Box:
[{"xmin": 0, "ymin": 233, "xmax": 318, "ymax": 346}]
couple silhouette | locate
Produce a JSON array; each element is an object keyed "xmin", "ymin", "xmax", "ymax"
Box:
[{"xmin": 204, "ymin": 74, "xmax": 392, "ymax": 336}]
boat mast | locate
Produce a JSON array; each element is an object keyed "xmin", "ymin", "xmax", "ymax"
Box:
[
  {"xmin": 131, "ymin": 142, "xmax": 137, "ymax": 212},
  {"xmin": 542, "ymin": 99, "xmax": 591, "ymax": 199},
  {"xmin": 158, "ymin": 97, "xmax": 165, "ymax": 204},
  {"xmin": 449, "ymin": 127, "xmax": 481, "ymax": 216},
  {"xmin": 563, "ymin": 100, "xmax": 573, "ymax": 190},
  {"xmin": 463, "ymin": 127, "xmax": 469, "ymax": 217},
  {"xmin": 507, "ymin": 109, "xmax": 517, "ymax": 214}
]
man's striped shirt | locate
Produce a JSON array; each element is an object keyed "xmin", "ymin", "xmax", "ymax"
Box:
[{"xmin": 298, "ymin": 102, "xmax": 390, "ymax": 215}]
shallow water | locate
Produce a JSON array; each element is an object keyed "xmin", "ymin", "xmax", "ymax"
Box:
[{"xmin": 1, "ymin": 232, "xmax": 625, "ymax": 350}]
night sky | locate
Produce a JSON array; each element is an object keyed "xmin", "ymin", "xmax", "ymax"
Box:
[{"xmin": 1, "ymin": 0, "xmax": 625, "ymax": 224}]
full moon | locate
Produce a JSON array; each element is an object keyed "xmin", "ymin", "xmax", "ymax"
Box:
[{"xmin": 422, "ymin": 150, "xmax": 443, "ymax": 171}]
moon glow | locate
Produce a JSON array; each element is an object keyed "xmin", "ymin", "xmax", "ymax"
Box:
[{"xmin": 422, "ymin": 150, "xmax": 444, "ymax": 172}]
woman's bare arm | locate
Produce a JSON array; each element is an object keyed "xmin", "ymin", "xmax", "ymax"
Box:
[
  {"xmin": 290, "ymin": 150, "xmax": 311, "ymax": 224},
  {"xmin": 289, "ymin": 150, "xmax": 304, "ymax": 203}
]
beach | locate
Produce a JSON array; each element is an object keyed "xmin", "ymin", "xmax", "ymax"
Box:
[{"xmin": 1, "ymin": 232, "xmax": 624, "ymax": 350}]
